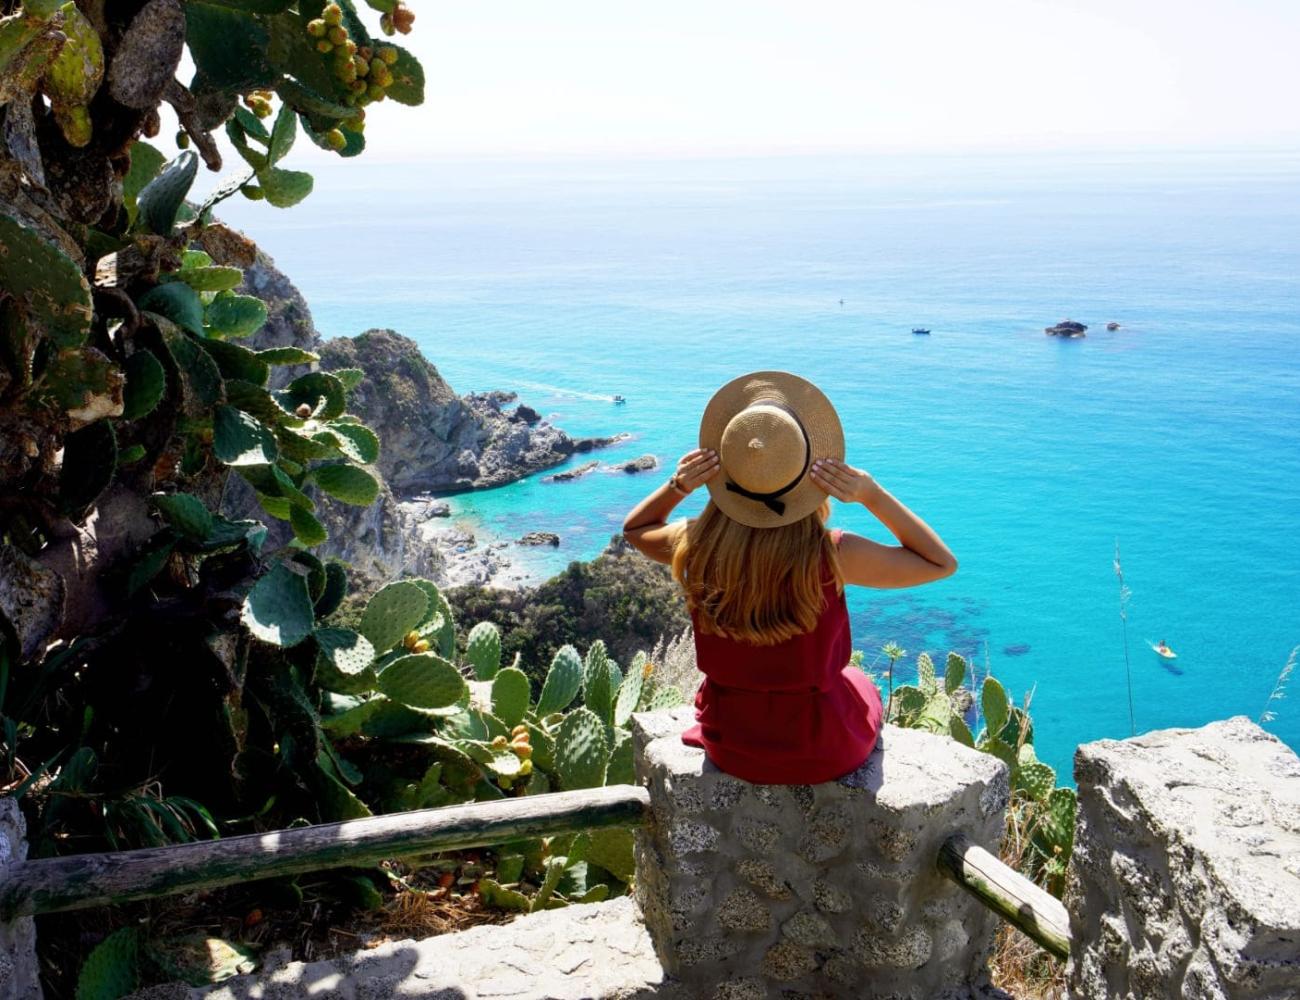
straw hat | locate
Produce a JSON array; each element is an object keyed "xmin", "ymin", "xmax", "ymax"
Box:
[{"xmin": 699, "ymin": 371, "xmax": 844, "ymax": 529}]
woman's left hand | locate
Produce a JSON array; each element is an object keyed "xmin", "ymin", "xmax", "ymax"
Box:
[{"xmin": 671, "ymin": 448, "xmax": 720, "ymax": 494}]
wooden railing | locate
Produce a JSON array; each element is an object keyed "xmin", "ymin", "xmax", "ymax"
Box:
[
  {"xmin": 0, "ymin": 785, "xmax": 650, "ymax": 919},
  {"xmin": 0, "ymin": 786, "xmax": 1071, "ymax": 963}
]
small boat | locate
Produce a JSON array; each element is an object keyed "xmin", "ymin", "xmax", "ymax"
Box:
[
  {"xmin": 611, "ymin": 395, "xmax": 626, "ymax": 405},
  {"xmin": 1106, "ymin": 321, "xmax": 1121, "ymax": 331},
  {"xmin": 911, "ymin": 328, "xmax": 931, "ymax": 335},
  {"xmin": 1148, "ymin": 640, "xmax": 1177, "ymax": 660}
]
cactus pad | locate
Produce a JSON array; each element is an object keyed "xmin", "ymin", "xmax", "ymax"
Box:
[
  {"xmin": 1015, "ymin": 760, "xmax": 1056, "ymax": 802},
  {"xmin": 889, "ymin": 684, "xmax": 926, "ymax": 725},
  {"xmin": 153, "ymin": 492, "xmax": 214, "ymax": 542},
  {"xmin": 277, "ymin": 371, "xmax": 347, "ymax": 420},
  {"xmin": 314, "ymin": 627, "xmax": 376, "ymax": 677},
  {"xmin": 585, "ymin": 826, "xmax": 635, "ymax": 881},
  {"xmin": 205, "ymin": 294, "xmax": 268, "ymax": 339},
  {"xmin": 537, "ymin": 645, "xmax": 584, "ymax": 716},
  {"xmin": 584, "ymin": 653, "xmax": 614, "ymax": 728},
  {"xmin": 59, "ymin": 421, "xmax": 116, "ymax": 514},
  {"xmin": 310, "ymin": 463, "xmax": 379, "ymax": 506},
  {"xmin": 377, "ymin": 652, "xmax": 467, "ymax": 709},
  {"xmin": 465, "ymin": 620, "xmax": 502, "ymax": 679},
  {"xmin": 526, "ymin": 722, "xmax": 556, "ymax": 773},
  {"xmin": 980, "ymin": 676, "xmax": 1009, "ymax": 737},
  {"xmin": 0, "ymin": 211, "xmax": 93, "ymax": 347},
  {"xmin": 139, "ymin": 282, "xmax": 206, "ymax": 337},
  {"xmin": 613, "ymin": 656, "xmax": 644, "ymax": 727},
  {"xmin": 136, "ymin": 150, "xmax": 199, "ymax": 235},
  {"xmin": 319, "ymin": 422, "xmax": 380, "ymax": 465},
  {"xmin": 916, "ymin": 652, "xmax": 936, "ymax": 694},
  {"xmin": 122, "ymin": 348, "xmax": 165, "ymax": 420},
  {"xmin": 242, "ymin": 561, "xmax": 315, "ymax": 647},
  {"xmin": 359, "ymin": 580, "xmax": 429, "ymax": 653},
  {"xmin": 944, "ymin": 652, "xmax": 967, "ymax": 694},
  {"xmin": 214, "ymin": 406, "xmax": 279, "ymax": 466},
  {"xmin": 553, "ymin": 708, "xmax": 609, "ymax": 790},
  {"xmin": 489, "ymin": 667, "xmax": 530, "ymax": 727},
  {"xmin": 606, "ymin": 730, "xmax": 634, "ymax": 786},
  {"xmin": 39, "ymin": 346, "xmax": 124, "ymax": 424},
  {"xmin": 315, "ymin": 560, "xmax": 348, "ymax": 617},
  {"xmin": 75, "ymin": 926, "xmax": 139, "ymax": 1000},
  {"xmin": 949, "ymin": 715, "xmax": 975, "ymax": 747},
  {"xmin": 289, "ymin": 505, "xmax": 328, "ymax": 545},
  {"xmin": 1035, "ymin": 787, "xmax": 1077, "ymax": 856},
  {"xmin": 647, "ymin": 686, "xmax": 685, "ymax": 711}
]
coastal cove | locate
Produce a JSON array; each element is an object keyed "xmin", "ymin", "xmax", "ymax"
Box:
[{"xmin": 219, "ymin": 150, "xmax": 1300, "ymax": 778}]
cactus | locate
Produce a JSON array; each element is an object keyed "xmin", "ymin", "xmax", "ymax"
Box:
[
  {"xmin": 466, "ymin": 620, "xmax": 502, "ymax": 679},
  {"xmin": 38, "ymin": 347, "xmax": 124, "ymax": 424},
  {"xmin": 537, "ymin": 645, "xmax": 583, "ymax": 716},
  {"xmin": 0, "ymin": 211, "xmax": 93, "ymax": 347},
  {"xmin": 917, "ymin": 651, "xmax": 936, "ymax": 694},
  {"xmin": 310, "ymin": 462, "xmax": 379, "ymax": 506},
  {"xmin": 376, "ymin": 652, "xmax": 467, "ymax": 709},
  {"xmin": 553, "ymin": 708, "xmax": 609, "ymax": 790},
  {"xmin": 106, "ymin": 0, "xmax": 186, "ymax": 111},
  {"xmin": 584, "ymin": 826, "xmax": 635, "ymax": 881},
  {"xmin": 75, "ymin": 926, "xmax": 139, "ymax": 1000},
  {"xmin": 315, "ymin": 561, "xmax": 349, "ymax": 617},
  {"xmin": 981, "ymin": 675, "xmax": 1009, "ymax": 737},
  {"xmin": 199, "ymin": 339, "xmax": 271, "ymax": 386},
  {"xmin": 121, "ymin": 349, "xmax": 166, "ymax": 420},
  {"xmin": 606, "ymin": 730, "xmax": 634, "ymax": 786},
  {"xmin": 139, "ymin": 282, "xmax": 206, "ymax": 337},
  {"xmin": 646, "ymin": 686, "xmax": 685, "ymax": 711},
  {"xmin": 612, "ymin": 656, "xmax": 644, "ymax": 727},
  {"xmin": 358, "ymin": 580, "xmax": 429, "ymax": 652},
  {"xmin": 278, "ymin": 371, "xmax": 348, "ymax": 420},
  {"xmin": 58, "ymin": 421, "xmax": 116, "ymax": 514},
  {"xmin": 1016, "ymin": 760, "xmax": 1057, "ymax": 802},
  {"xmin": 153, "ymin": 492, "xmax": 214, "ymax": 543},
  {"xmin": 136, "ymin": 150, "xmax": 199, "ymax": 236},
  {"xmin": 490, "ymin": 667, "xmax": 530, "ymax": 727},
  {"xmin": 213, "ymin": 406, "xmax": 279, "ymax": 466},
  {"xmin": 583, "ymin": 650, "xmax": 614, "ymax": 730},
  {"xmin": 41, "ymin": 4, "xmax": 103, "ymax": 148},
  {"xmin": 944, "ymin": 652, "xmax": 967, "ymax": 694},
  {"xmin": 205, "ymin": 294, "xmax": 269, "ymax": 339},
  {"xmin": 241, "ymin": 560, "xmax": 315, "ymax": 648}
]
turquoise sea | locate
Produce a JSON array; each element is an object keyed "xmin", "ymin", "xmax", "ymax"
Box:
[{"xmin": 218, "ymin": 150, "xmax": 1300, "ymax": 777}]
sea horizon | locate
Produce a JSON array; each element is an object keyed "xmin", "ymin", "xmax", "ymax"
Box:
[{"xmin": 220, "ymin": 148, "xmax": 1300, "ymax": 777}]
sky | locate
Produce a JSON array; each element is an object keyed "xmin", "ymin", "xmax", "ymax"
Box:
[{"xmin": 331, "ymin": 0, "xmax": 1300, "ymax": 160}]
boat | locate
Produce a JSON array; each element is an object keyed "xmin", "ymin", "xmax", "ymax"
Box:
[
  {"xmin": 1147, "ymin": 640, "xmax": 1177, "ymax": 660},
  {"xmin": 1106, "ymin": 321, "xmax": 1121, "ymax": 331},
  {"xmin": 611, "ymin": 395, "xmax": 626, "ymax": 405},
  {"xmin": 911, "ymin": 328, "xmax": 931, "ymax": 335}
]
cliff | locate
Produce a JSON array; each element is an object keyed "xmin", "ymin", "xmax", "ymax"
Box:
[{"xmin": 317, "ymin": 329, "xmax": 624, "ymax": 494}]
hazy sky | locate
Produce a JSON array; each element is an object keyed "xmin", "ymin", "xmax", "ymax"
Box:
[{"xmin": 335, "ymin": 0, "xmax": 1300, "ymax": 160}]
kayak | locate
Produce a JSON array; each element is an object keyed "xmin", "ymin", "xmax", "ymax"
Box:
[{"xmin": 1147, "ymin": 640, "xmax": 1177, "ymax": 660}]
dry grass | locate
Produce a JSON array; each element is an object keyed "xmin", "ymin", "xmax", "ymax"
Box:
[
  {"xmin": 990, "ymin": 922, "xmax": 1068, "ymax": 999},
  {"xmin": 378, "ymin": 887, "xmax": 508, "ymax": 941}
]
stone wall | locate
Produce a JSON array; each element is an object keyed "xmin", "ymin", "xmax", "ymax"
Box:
[
  {"xmin": 1067, "ymin": 716, "xmax": 1300, "ymax": 999},
  {"xmin": 631, "ymin": 707, "xmax": 1011, "ymax": 1000},
  {"xmin": 0, "ymin": 799, "xmax": 39, "ymax": 1000}
]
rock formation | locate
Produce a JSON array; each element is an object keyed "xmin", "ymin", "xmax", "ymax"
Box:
[
  {"xmin": 544, "ymin": 460, "xmax": 600, "ymax": 483},
  {"xmin": 517, "ymin": 531, "xmax": 560, "ymax": 547},
  {"xmin": 1045, "ymin": 319, "xmax": 1088, "ymax": 338},
  {"xmin": 317, "ymin": 330, "xmax": 625, "ymax": 494},
  {"xmin": 614, "ymin": 454, "xmax": 658, "ymax": 473}
]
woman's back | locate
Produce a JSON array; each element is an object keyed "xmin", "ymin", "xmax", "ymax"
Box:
[{"xmin": 682, "ymin": 532, "xmax": 883, "ymax": 784}]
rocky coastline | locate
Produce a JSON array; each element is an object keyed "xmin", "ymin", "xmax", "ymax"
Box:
[{"xmin": 227, "ymin": 249, "xmax": 639, "ymax": 592}]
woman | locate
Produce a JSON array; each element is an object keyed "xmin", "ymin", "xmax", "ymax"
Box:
[{"xmin": 622, "ymin": 371, "xmax": 957, "ymax": 784}]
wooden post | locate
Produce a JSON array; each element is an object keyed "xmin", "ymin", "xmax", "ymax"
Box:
[
  {"xmin": 0, "ymin": 785, "xmax": 650, "ymax": 919},
  {"xmin": 936, "ymin": 832, "xmax": 1072, "ymax": 962}
]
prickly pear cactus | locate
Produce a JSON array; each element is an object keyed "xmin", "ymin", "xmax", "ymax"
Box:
[
  {"xmin": 359, "ymin": 580, "xmax": 431, "ymax": 653},
  {"xmin": 75, "ymin": 926, "xmax": 140, "ymax": 1000},
  {"xmin": 466, "ymin": 620, "xmax": 502, "ymax": 680},
  {"xmin": 490, "ymin": 667, "xmax": 531, "ymax": 727},
  {"xmin": 537, "ymin": 645, "xmax": 584, "ymax": 716},
  {"xmin": 553, "ymin": 708, "xmax": 609, "ymax": 790},
  {"xmin": 376, "ymin": 653, "xmax": 467, "ymax": 709}
]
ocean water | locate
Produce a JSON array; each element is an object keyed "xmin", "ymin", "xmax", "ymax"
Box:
[{"xmin": 218, "ymin": 150, "xmax": 1300, "ymax": 776}]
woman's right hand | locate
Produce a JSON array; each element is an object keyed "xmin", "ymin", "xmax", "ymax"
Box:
[
  {"xmin": 810, "ymin": 457, "xmax": 879, "ymax": 505},
  {"xmin": 671, "ymin": 448, "xmax": 720, "ymax": 494}
]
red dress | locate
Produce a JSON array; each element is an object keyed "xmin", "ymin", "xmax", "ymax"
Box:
[{"xmin": 681, "ymin": 531, "xmax": 884, "ymax": 784}]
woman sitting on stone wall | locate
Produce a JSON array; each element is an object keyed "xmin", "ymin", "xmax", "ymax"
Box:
[{"xmin": 622, "ymin": 371, "xmax": 957, "ymax": 784}]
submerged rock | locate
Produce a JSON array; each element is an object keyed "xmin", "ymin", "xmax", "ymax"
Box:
[
  {"xmin": 615, "ymin": 454, "xmax": 659, "ymax": 474},
  {"xmin": 545, "ymin": 460, "xmax": 600, "ymax": 483},
  {"xmin": 517, "ymin": 531, "xmax": 560, "ymax": 547}
]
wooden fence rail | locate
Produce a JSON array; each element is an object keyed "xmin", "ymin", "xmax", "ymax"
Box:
[
  {"xmin": 0, "ymin": 785, "xmax": 651, "ymax": 919},
  {"xmin": 936, "ymin": 832, "xmax": 1072, "ymax": 961}
]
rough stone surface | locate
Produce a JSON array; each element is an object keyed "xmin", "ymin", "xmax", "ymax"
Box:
[
  {"xmin": 318, "ymin": 329, "xmax": 624, "ymax": 494},
  {"xmin": 135, "ymin": 897, "xmax": 669, "ymax": 1000},
  {"xmin": 1066, "ymin": 716, "xmax": 1300, "ymax": 1000},
  {"xmin": 632, "ymin": 707, "xmax": 1009, "ymax": 999},
  {"xmin": 0, "ymin": 799, "xmax": 40, "ymax": 1000}
]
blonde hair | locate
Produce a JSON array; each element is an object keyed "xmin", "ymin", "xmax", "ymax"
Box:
[{"xmin": 671, "ymin": 499, "xmax": 842, "ymax": 646}]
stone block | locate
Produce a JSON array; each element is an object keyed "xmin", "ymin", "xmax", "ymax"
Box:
[
  {"xmin": 1067, "ymin": 716, "xmax": 1300, "ymax": 1000},
  {"xmin": 0, "ymin": 798, "xmax": 40, "ymax": 1000},
  {"xmin": 633, "ymin": 711, "xmax": 1009, "ymax": 998}
]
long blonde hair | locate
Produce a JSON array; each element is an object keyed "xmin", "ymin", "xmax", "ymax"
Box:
[{"xmin": 671, "ymin": 499, "xmax": 842, "ymax": 646}]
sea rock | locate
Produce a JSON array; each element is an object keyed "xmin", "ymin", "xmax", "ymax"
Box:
[
  {"xmin": 317, "ymin": 329, "xmax": 625, "ymax": 493},
  {"xmin": 511, "ymin": 404, "xmax": 541, "ymax": 425},
  {"xmin": 545, "ymin": 460, "xmax": 600, "ymax": 483},
  {"xmin": 238, "ymin": 250, "xmax": 319, "ymax": 390},
  {"xmin": 1106, "ymin": 321, "xmax": 1121, "ymax": 331},
  {"xmin": 1045, "ymin": 319, "xmax": 1088, "ymax": 338},
  {"xmin": 517, "ymin": 531, "xmax": 560, "ymax": 547},
  {"xmin": 615, "ymin": 454, "xmax": 659, "ymax": 474}
]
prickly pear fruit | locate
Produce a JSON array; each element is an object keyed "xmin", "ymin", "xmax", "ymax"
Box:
[
  {"xmin": 511, "ymin": 742, "xmax": 532, "ymax": 760},
  {"xmin": 392, "ymin": 2, "xmax": 415, "ymax": 34},
  {"xmin": 491, "ymin": 735, "xmax": 508, "ymax": 750},
  {"xmin": 510, "ymin": 724, "xmax": 528, "ymax": 738},
  {"xmin": 328, "ymin": 25, "xmax": 348, "ymax": 45},
  {"xmin": 43, "ymin": 6, "xmax": 105, "ymax": 148},
  {"xmin": 175, "ymin": 129, "xmax": 190, "ymax": 148},
  {"xmin": 324, "ymin": 129, "xmax": 346, "ymax": 151},
  {"xmin": 323, "ymin": 3, "xmax": 343, "ymax": 26},
  {"xmin": 380, "ymin": 46, "xmax": 399, "ymax": 66},
  {"xmin": 307, "ymin": 18, "xmax": 327, "ymax": 37},
  {"xmin": 411, "ymin": 639, "xmax": 430, "ymax": 654},
  {"xmin": 295, "ymin": 403, "xmax": 312, "ymax": 418},
  {"xmin": 316, "ymin": 39, "xmax": 334, "ymax": 54},
  {"xmin": 497, "ymin": 776, "xmax": 511, "ymax": 790},
  {"xmin": 518, "ymin": 758, "xmax": 533, "ymax": 777}
]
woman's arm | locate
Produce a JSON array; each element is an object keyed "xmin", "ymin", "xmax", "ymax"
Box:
[
  {"xmin": 810, "ymin": 458, "xmax": 957, "ymax": 588},
  {"xmin": 622, "ymin": 448, "xmax": 719, "ymax": 564}
]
